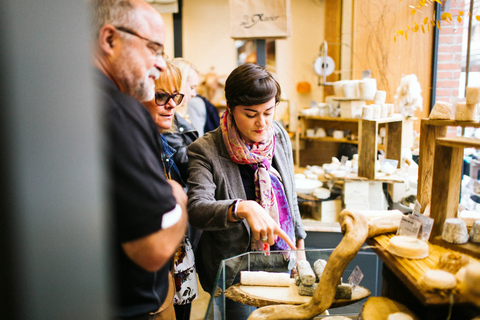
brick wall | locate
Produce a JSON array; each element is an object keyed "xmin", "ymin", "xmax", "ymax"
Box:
[{"xmin": 435, "ymin": 1, "xmax": 467, "ymax": 136}]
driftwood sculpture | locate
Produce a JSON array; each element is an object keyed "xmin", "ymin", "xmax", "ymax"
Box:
[{"xmin": 247, "ymin": 209, "xmax": 399, "ymax": 320}]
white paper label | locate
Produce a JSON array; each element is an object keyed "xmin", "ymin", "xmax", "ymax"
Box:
[
  {"xmin": 397, "ymin": 215, "xmax": 422, "ymax": 238},
  {"xmin": 348, "ymin": 265, "xmax": 364, "ymax": 290},
  {"xmin": 341, "ymin": 155, "xmax": 348, "ymax": 167},
  {"xmin": 412, "ymin": 212, "xmax": 434, "ymax": 241}
]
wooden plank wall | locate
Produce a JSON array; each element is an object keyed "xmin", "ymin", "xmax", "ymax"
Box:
[
  {"xmin": 351, "ymin": 0, "xmax": 434, "ymax": 133},
  {"xmin": 324, "ymin": 0, "xmax": 343, "ymax": 97}
]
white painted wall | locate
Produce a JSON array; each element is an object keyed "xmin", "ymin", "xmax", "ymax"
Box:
[{"xmin": 161, "ymin": 0, "xmax": 327, "ymax": 115}]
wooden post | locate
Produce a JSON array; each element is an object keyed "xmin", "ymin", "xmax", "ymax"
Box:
[
  {"xmin": 429, "ymin": 142, "xmax": 463, "ymax": 238},
  {"xmin": 416, "ymin": 120, "xmax": 447, "ymax": 213},
  {"xmin": 358, "ymin": 119, "xmax": 378, "ymax": 179},
  {"xmin": 385, "ymin": 121, "xmax": 402, "ymax": 167}
]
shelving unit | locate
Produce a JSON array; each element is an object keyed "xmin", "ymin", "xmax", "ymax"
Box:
[
  {"xmin": 296, "ymin": 115, "xmax": 398, "ymax": 170},
  {"xmin": 296, "ymin": 115, "xmax": 360, "ymax": 167},
  {"xmin": 427, "ymin": 136, "xmax": 480, "ymax": 259},
  {"xmin": 358, "ymin": 118, "xmax": 403, "ymax": 180},
  {"xmin": 417, "ymin": 118, "xmax": 480, "ymax": 213}
]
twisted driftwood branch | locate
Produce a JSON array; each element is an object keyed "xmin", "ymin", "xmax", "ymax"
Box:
[{"xmin": 247, "ymin": 209, "xmax": 369, "ymax": 320}]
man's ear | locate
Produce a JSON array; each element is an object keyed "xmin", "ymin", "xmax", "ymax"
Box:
[{"xmin": 97, "ymin": 24, "xmax": 117, "ymax": 56}]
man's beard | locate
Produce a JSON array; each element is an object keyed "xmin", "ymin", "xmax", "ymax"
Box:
[{"xmin": 132, "ymin": 67, "xmax": 160, "ymax": 102}]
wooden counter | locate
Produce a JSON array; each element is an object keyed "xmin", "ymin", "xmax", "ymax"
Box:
[{"xmin": 366, "ymin": 233, "xmax": 478, "ymax": 305}]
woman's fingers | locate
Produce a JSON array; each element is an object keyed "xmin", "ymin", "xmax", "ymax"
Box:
[{"xmin": 274, "ymin": 227, "xmax": 297, "ymax": 250}]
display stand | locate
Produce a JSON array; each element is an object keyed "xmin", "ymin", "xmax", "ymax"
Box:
[
  {"xmin": 358, "ymin": 118, "xmax": 403, "ymax": 180},
  {"xmin": 296, "ymin": 115, "xmax": 360, "ymax": 167},
  {"xmin": 428, "ymin": 136, "xmax": 480, "ymax": 258},
  {"xmin": 334, "ymin": 98, "xmax": 366, "ymax": 119},
  {"xmin": 417, "ymin": 119, "xmax": 480, "ymax": 213}
]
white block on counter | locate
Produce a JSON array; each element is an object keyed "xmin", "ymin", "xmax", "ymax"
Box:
[
  {"xmin": 339, "ymin": 100, "xmax": 366, "ymax": 118},
  {"xmin": 344, "ymin": 181, "xmax": 387, "ymax": 210},
  {"xmin": 312, "ymin": 199, "xmax": 342, "ymax": 223}
]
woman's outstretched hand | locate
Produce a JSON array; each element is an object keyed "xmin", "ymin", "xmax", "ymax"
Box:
[{"xmin": 235, "ymin": 200, "xmax": 297, "ymax": 250}]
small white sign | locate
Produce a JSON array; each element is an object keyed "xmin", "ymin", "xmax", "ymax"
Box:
[
  {"xmin": 397, "ymin": 215, "xmax": 422, "ymax": 238},
  {"xmin": 348, "ymin": 265, "xmax": 364, "ymax": 290},
  {"xmin": 412, "ymin": 212, "xmax": 434, "ymax": 241}
]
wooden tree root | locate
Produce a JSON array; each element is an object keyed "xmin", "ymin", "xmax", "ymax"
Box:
[{"xmin": 247, "ymin": 209, "xmax": 369, "ymax": 320}]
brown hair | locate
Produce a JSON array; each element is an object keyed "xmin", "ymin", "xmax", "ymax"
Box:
[{"xmin": 224, "ymin": 63, "xmax": 281, "ymax": 110}]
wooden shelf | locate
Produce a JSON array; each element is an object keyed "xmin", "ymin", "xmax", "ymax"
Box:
[
  {"xmin": 358, "ymin": 118, "xmax": 403, "ymax": 180},
  {"xmin": 301, "ymin": 136, "xmax": 359, "ymax": 144},
  {"xmin": 417, "ymin": 118, "xmax": 480, "ymax": 214},
  {"xmin": 422, "ymin": 118, "xmax": 480, "ymax": 128},
  {"xmin": 298, "ymin": 115, "xmax": 360, "ymax": 122},
  {"xmin": 436, "ymin": 137, "xmax": 480, "ymax": 149}
]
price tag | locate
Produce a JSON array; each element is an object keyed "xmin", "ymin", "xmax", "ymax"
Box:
[
  {"xmin": 397, "ymin": 215, "xmax": 422, "ymax": 238},
  {"xmin": 341, "ymin": 155, "xmax": 348, "ymax": 167},
  {"xmin": 348, "ymin": 265, "xmax": 364, "ymax": 290},
  {"xmin": 412, "ymin": 212, "xmax": 434, "ymax": 241}
]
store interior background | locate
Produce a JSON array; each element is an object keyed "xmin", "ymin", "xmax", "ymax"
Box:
[
  {"xmin": 159, "ymin": 0, "xmax": 434, "ymax": 135},
  {"xmin": 1, "ymin": 0, "xmax": 478, "ymax": 319}
]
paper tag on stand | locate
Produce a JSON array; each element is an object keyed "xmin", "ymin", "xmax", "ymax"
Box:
[
  {"xmin": 412, "ymin": 212, "xmax": 434, "ymax": 241},
  {"xmin": 397, "ymin": 215, "xmax": 422, "ymax": 238},
  {"xmin": 348, "ymin": 265, "xmax": 364, "ymax": 290}
]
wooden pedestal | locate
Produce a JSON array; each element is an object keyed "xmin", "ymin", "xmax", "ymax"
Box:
[
  {"xmin": 429, "ymin": 137, "xmax": 480, "ymax": 258},
  {"xmin": 358, "ymin": 118, "xmax": 403, "ymax": 179},
  {"xmin": 417, "ymin": 119, "xmax": 480, "ymax": 213}
]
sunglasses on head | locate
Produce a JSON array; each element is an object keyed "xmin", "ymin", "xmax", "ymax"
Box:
[{"xmin": 155, "ymin": 92, "xmax": 185, "ymax": 106}]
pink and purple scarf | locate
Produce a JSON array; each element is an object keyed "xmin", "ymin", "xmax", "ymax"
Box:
[{"xmin": 221, "ymin": 110, "xmax": 295, "ymax": 253}]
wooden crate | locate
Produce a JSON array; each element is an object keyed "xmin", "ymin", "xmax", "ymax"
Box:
[
  {"xmin": 428, "ymin": 136, "xmax": 480, "ymax": 258},
  {"xmin": 358, "ymin": 118, "xmax": 403, "ymax": 179},
  {"xmin": 417, "ymin": 119, "xmax": 480, "ymax": 213}
]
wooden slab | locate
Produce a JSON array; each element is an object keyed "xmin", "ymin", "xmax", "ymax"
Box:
[
  {"xmin": 417, "ymin": 120, "xmax": 447, "ymax": 213},
  {"xmin": 429, "ymin": 142, "xmax": 464, "ymax": 238},
  {"xmin": 385, "ymin": 121, "xmax": 402, "ymax": 167},
  {"xmin": 224, "ymin": 279, "xmax": 370, "ymax": 308},
  {"xmin": 358, "ymin": 119, "xmax": 378, "ymax": 180},
  {"xmin": 359, "ymin": 296, "xmax": 419, "ymax": 320},
  {"xmin": 422, "ymin": 118, "xmax": 480, "ymax": 128},
  {"xmin": 436, "ymin": 136, "xmax": 480, "ymax": 149}
]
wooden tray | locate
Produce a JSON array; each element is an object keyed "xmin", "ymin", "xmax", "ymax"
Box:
[{"xmin": 224, "ymin": 279, "xmax": 370, "ymax": 308}]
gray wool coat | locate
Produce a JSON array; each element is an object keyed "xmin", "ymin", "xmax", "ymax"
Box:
[{"xmin": 186, "ymin": 121, "xmax": 306, "ymax": 294}]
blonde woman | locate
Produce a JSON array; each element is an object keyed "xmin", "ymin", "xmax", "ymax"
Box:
[
  {"xmin": 144, "ymin": 60, "xmax": 197, "ymax": 320},
  {"xmin": 172, "ymin": 58, "xmax": 220, "ymax": 137}
]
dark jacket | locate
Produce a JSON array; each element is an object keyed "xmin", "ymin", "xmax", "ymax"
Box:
[
  {"xmin": 164, "ymin": 113, "xmax": 198, "ymax": 183},
  {"xmin": 200, "ymin": 94, "xmax": 220, "ymax": 134}
]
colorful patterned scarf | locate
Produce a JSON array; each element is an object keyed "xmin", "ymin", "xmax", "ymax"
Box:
[{"xmin": 221, "ymin": 110, "xmax": 295, "ymax": 253}]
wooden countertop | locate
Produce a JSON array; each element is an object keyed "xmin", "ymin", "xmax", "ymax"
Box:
[{"xmin": 366, "ymin": 233, "xmax": 480, "ymax": 306}]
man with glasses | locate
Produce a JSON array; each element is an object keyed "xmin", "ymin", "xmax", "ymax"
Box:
[{"xmin": 91, "ymin": 0, "xmax": 187, "ymax": 319}]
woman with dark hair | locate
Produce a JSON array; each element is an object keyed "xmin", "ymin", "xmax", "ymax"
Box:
[{"xmin": 187, "ymin": 63, "xmax": 306, "ymax": 318}]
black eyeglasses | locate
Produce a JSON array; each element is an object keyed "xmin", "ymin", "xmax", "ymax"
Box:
[
  {"xmin": 155, "ymin": 92, "xmax": 184, "ymax": 106},
  {"xmin": 114, "ymin": 26, "xmax": 165, "ymax": 59}
]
